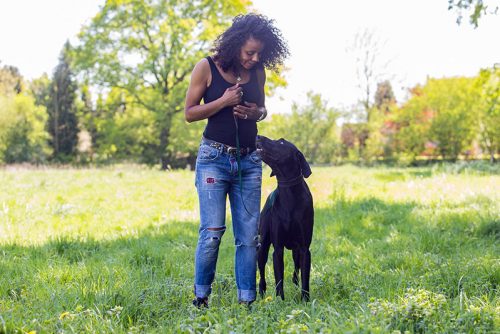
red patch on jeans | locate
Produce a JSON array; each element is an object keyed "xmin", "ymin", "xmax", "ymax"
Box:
[{"xmin": 206, "ymin": 177, "xmax": 215, "ymax": 184}]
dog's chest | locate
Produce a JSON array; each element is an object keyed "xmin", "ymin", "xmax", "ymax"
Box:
[
  {"xmin": 271, "ymin": 198, "xmax": 313, "ymax": 248},
  {"xmin": 260, "ymin": 183, "xmax": 314, "ymax": 249}
]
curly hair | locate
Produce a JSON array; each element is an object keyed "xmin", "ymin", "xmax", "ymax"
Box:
[{"xmin": 211, "ymin": 13, "xmax": 289, "ymax": 74}]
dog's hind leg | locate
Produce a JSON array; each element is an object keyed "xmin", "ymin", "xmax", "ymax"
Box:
[
  {"xmin": 299, "ymin": 248, "xmax": 311, "ymax": 301},
  {"xmin": 292, "ymin": 249, "xmax": 300, "ymax": 286},
  {"xmin": 273, "ymin": 246, "xmax": 285, "ymax": 300}
]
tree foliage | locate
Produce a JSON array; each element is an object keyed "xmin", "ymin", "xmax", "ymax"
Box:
[
  {"xmin": 0, "ymin": 94, "xmax": 51, "ymax": 163},
  {"xmin": 426, "ymin": 77, "xmax": 477, "ymax": 160},
  {"xmin": 47, "ymin": 42, "xmax": 79, "ymax": 160},
  {"xmin": 474, "ymin": 66, "xmax": 500, "ymax": 161},
  {"xmin": 393, "ymin": 86, "xmax": 434, "ymax": 162},
  {"xmin": 29, "ymin": 74, "xmax": 51, "ymax": 108},
  {"xmin": 0, "ymin": 64, "xmax": 23, "ymax": 96},
  {"xmin": 393, "ymin": 77, "xmax": 479, "ymax": 162},
  {"xmin": 259, "ymin": 92, "xmax": 339, "ymax": 164},
  {"xmin": 374, "ymin": 80, "xmax": 396, "ymax": 111},
  {"xmin": 0, "ymin": 65, "xmax": 51, "ymax": 164},
  {"xmin": 73, "ymin": 0, "xmax": 250, "ymax": 168},
  {"xmin": 448, "ymin": 0, "xmax": 499, "ymax": 27},
  {"xmin": 94, "ymin": 89, "xmax": 158, "ymax": 162}
]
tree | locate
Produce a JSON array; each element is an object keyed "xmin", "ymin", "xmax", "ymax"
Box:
[
  {"xmin": 344, "ymin": 30, "xmax": 393, "ymax": 161},
  {"xmin": 340, "ymin": 122, "xmax": 369, "ymax": 160},
  {"xmin": 364, "ymin": 111, "xmax": 385, "ymax": 162},
  {"xmin": 394, "ymin": 77, "xmax": 477, "ymax": 162},
  {"xmin": 0, "ymin": 94, "xmax": 51, "ymax": 163},
  {"xmin": 347, "ymin": 29, "xmax": 392, "ymax": 122},
  {"xmin": 374, "ymin": 80, "xmax": 396, "ymax": 112},
  {"xmin": 77, "ymin": 82, "xmax": 96, "ymax": 161},
  {"xmin": 392, "ymin": 86, "xmax": 433, "ymax": 163},
  {"xmin": 29, "ymin": 74, "xmax": 51, "ymax": 108},
  {"xmin": 448, "ymin": 0, "xmax": 499, "ymax": 27},
  {"xmin": 0, "ymin": 66, "xmax": 51, "ymax": 163},
  {"xmin": 426, "ymin": 77, "xmax": 477, "ymax": 160},
  {"xmin": 73, "ymin": 0, "xmax": 251, "ymax": 169},
  {"xmin": 372, "ymin": 81, "xmax": 397, "ymax": 159},
  {"xmin": 474, "ymin": 66, "xmax": 500, "ymax": 161},
  {"xmin": 47, "ymin": 42, "xmax": 79, "ymax": 160},
  {"xmin": 0, "ymin": 64, "xmax": 23, "ymax": 96}
]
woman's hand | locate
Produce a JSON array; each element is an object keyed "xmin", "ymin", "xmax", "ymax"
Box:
[
  {"xmin": 220, "ymin": 84, "xmax": 243, "ymax": 108},
  {"xmin": 233, "ymin": 101, "xmax": 263, "ymax": 120}
]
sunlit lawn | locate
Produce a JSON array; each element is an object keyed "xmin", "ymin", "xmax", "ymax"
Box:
[{"xmin": 0, "ymin": 163, "xmax": 498, "ymax": 333}]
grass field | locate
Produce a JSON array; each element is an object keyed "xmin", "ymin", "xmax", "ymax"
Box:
[{"xmin": 0, "ymin": 163, "xmax": 498, "ymax": 333}]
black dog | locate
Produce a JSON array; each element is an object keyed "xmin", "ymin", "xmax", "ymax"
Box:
[{"xmin": 255, "ymin": 135, "xmax": 314, "ymax": 301}]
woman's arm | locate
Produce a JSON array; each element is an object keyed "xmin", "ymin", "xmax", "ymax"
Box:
[
  {"xmin": 256, "ymin": 67, "xmax": 267, "ymax": 121},
  {"xmin": 256, "ymin": 66, "xmax": 266, "ymax": 107},
  {"xmin": 184, "ymin": 59, "xmax": 243, "ymax": 123}
]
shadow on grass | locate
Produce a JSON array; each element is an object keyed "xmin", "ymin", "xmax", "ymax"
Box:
[
  {"xmin": 0, "ymin": 219, "xmax": 202, "ymax": 332},
  {"xmin": 0, "ymin": 196, "xmax": 498, "ymax": 333}
]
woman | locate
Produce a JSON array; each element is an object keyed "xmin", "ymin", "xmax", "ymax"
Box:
[{"xmin": 185, "ymin": 13, "xmax": 289, "ymax": 306}]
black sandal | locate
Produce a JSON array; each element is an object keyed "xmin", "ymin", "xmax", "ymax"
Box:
[{"xmin": 192, "ymin": 297, "xmax": 209, "ymax": 308}]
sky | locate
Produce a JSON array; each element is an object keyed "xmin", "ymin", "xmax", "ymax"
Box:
[{"xmin": 1, "ymin": 0, "xmax": 499, "ymax": 113}]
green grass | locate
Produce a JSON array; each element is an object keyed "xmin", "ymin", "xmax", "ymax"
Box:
[{"xmin": 0, "ymin": 164, "xmax": 498, "ymax": 333}]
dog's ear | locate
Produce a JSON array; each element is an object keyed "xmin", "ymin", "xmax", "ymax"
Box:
[{"xmin": 297, "ymin": 151, "xmax": 312, "ymax": 178}]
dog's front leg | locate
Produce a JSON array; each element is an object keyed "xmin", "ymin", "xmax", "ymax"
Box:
[
  {"xmin": 257, "ymin": 238, "xmax": 271, "ymax": 298},
  {"xmin": 300, "ymin": 248, "xmax": 311, "ymax": 301},
  {"xmin": 273, "ymin": 246, "xmax": 285, "ymax": 300},
  {"xmin": 292, "ymin": 248, "xmax": 300, "ymax": 286}
]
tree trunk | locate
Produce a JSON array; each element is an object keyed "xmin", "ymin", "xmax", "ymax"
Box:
[
  {"xmin": 489, "ymin": 149, "xmax": 496, "ymax": 163},
  {"xmin": 54, "ymin": 85, "xmax": 59, "ymax": 156},
  {"xmin": 159, "ymin": 125, "xmax": 170, "ymax": 170}
]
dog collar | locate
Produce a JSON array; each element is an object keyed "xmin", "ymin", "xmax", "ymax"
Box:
[{"xmin": 277, "ymin": 174, "xmax": 304, "ymax": 187}]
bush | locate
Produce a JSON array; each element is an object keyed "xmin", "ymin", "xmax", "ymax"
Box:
[{"xmin": 0, "ymin": 94, "xmax": 51, "ymax": 163}]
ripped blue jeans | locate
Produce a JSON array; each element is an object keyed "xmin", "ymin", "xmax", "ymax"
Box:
[{"xmin": 194, "ymin": 137, "xmax": 262, "ymax": 302}]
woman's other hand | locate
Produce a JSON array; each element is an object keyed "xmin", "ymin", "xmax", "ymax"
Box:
[{"xmin": 233, "ymin": 101, "xmax": 262, "ymax": 120}]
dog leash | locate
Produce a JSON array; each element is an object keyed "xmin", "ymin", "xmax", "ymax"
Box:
[{"xmin": 233, "ymin": 114, "xmax": 258, "ymax": 218}]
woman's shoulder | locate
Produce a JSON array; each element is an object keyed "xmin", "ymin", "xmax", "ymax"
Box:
[
  {"xmin": 194, "ymin": 57, "xmax": 211, "ymax": 70},
  {"xmin": 190, "ymin": 58, "xmax": 213, "ymax": 87},
  {"xmin": 192, "ymin": 58, "xmax": 212, "ymax": 76}
]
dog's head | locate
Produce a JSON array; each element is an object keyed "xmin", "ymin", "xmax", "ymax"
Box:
[{"xmin": 255, "ymin": 135, "xmax": 311, "ymax": 179}]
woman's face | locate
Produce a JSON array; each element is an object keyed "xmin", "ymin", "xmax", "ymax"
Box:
[{"xmin": 238, "ymin": 37, "xmax": 264, "ymax": 70}]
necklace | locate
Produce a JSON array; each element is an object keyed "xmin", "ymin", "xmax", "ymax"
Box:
[{"xmin": 234, "ymin": 67, "xmax": 242, "ymax": 84}]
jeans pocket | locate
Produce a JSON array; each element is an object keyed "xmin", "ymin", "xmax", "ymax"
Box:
[{"xmin": 197, "ymin": 144, "xmax": 219, "ymax": 161}]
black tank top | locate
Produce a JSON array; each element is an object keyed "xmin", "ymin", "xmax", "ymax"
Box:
[{"xmin": 203, "ymin": 56, "xmax": 262, "ymax": 149}]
